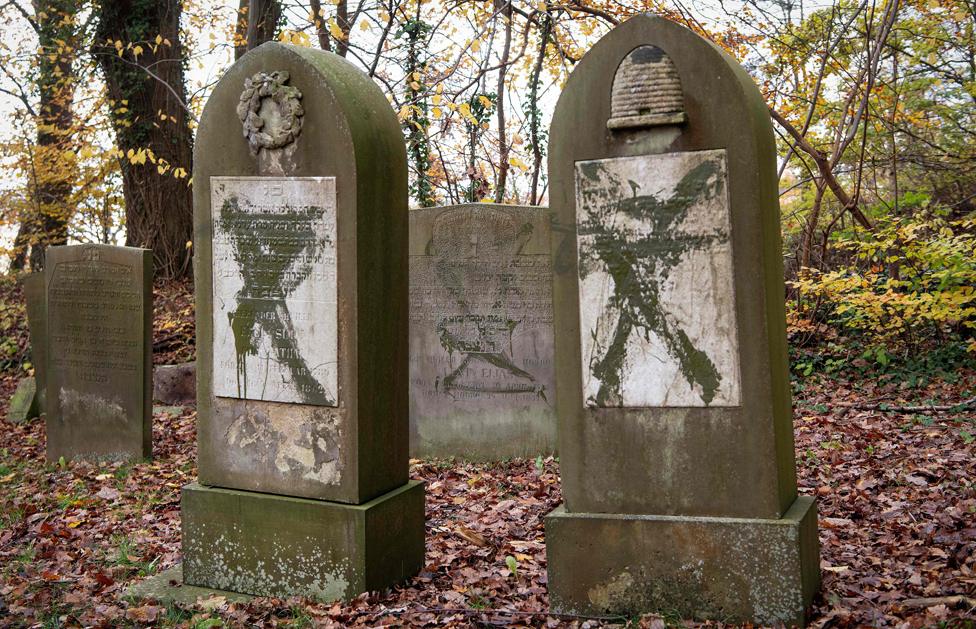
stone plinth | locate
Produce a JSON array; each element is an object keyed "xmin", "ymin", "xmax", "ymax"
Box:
[
  {"xmin": 546, "ymin": 497, "xmax": 820, "ymax": 626},
  {"xmin": 182, "ymin": 481, "xmax": 425, "ymax": 600},
  {"xmin": 408, "ymin": 204, "xmax": 556, "ymax": 460}
]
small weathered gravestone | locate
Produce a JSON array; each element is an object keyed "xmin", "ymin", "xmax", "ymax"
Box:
[
  {"xmin": 409, "ymin": 203, "xmax": 556, "ymax": 459},
  {"xmin": 7, "ymin": 377, "xmax": 38, "ymax": 423},
  {"xmin": 181, "ymin": 42, "xmax": 423, "ymax": 600},
  {"xmin": 153, "ymin": 362, "xmax": 196, "ymax": 405},
  {"xmin": 22, "ymin": 272, "xmax": 48, "ymax": 415},
  {"xmin": 45, "ymin": 244, "xmax": 152, "ymax": 462},
  {"xmin": 544, "ymin": 15, "xmax": 820, "ymax": 626}
]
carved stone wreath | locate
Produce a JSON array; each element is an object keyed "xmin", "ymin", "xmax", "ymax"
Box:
[{"xmin": 237, "ymin": 70, "xmax": 304, "ymax": 155}]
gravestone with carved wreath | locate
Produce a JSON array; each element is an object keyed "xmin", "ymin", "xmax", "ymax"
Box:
[{"xmin": 179, "ymin": 42, "xmax": 423, "ymax": 601}]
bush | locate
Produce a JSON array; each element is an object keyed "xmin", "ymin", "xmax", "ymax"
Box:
[{"xmin": 789, "ymin": 208, "xmax": 976, "ymax": 360}]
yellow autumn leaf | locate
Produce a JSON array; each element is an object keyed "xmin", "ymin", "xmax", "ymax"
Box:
[{"xmin": 329, "ymin": 18, "xmax": 344, "ymax": 41}]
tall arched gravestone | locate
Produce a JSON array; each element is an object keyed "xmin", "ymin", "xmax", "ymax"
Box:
[
  {"xmin": 182, "ymin": 42, "xmax": 424, "ymax": 600},
  {"xmin": 544, "ymin": 16, "xmax": 820, "ymax": 625},
  {"xmin": 408, "ymin": 203, "xmax": 556, "ymax": 459}
]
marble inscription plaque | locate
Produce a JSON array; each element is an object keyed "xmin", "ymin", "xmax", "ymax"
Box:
[
  {"xmin": 409, "ymin": 206, "xmax": 554, "ymax": 428},
  {"xmin": 212, "ymin": 177, "xmax": 338, "ymax": 406},
  {"xmin": 575, "ymin": 150, "xmax": 741, "ymax": 408}
]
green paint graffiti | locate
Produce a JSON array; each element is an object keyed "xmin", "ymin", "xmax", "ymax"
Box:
[
  {"xmin": 578, "ymin": 157, "xmax": 728, "ymax": 406},
  {"xmin": 218, "ymin": 196, "xmax": 334, "ymax": 405}
]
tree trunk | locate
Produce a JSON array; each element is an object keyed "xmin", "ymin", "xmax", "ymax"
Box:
[
  {"xmin": 528, "ymin": 14, "xmax": 551, "ymax": 206},
  {"xmin": 242, "ymin": 0, "xmax": 281, "ymax": 58},
  {"xmin": 335, "ymin": 0, "xmax": 350, "ymax": 57},
  {"xmin": 18, "ymin": 0, "xmax": 79, "ymax": 271},
  {"xmin": 493, "ymin": 1, "xmax": 513, "ymax": 204},
  {"xmin": 94, "ymin": 0, "xmax": 194, "ymax": 280},
  {"xmin": 799, "ymin": 182, "xmax": 826, "ymax": 271},
  {"xmin": 234, "ymin": 0, "xmax": 249, "ymax": 59},
  {"xmin": 309, "ymin": 0, "xmax": 332, "ymax": 51}
]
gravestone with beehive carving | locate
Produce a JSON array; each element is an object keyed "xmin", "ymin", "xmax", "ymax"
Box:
[{"xmin": 544, "ymin": 15, "xmax": 821, "ymax": 626}]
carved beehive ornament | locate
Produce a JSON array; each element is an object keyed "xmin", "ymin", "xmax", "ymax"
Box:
[{"xmin": 607, "ymin": 45, "xmax": 686, "ymax": 130}]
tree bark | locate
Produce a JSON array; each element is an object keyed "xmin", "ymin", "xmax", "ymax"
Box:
[
  {"xmin": 493, "ymin": 1, "xmax": 513, "ymax": 204},
  {"xmin": 335, "ymin": 0, "xmax": 350, "ymax": 57},
  {"xmin": 309, "ymin": 0, "xmax": 332, "ymax": 51},
  {"xmin": 235, "ymin": 0, "xmax": 281, "ymax": 59},
  {"xmin": 16, "ymin": 0, "xmax": 79, "ymax": 271},
  {"xmin": 245, "ymin": 0, "xmax": 282, "ymax": 55},
  {"xmin": 94, "ymin": 0, "xmax": 194, "ymax": 279},
  {"xmin": 234, "ymin": 0, "xmax": 249, "ymax": 59},
  {"xmin": 528, "ymin": 13, "xmax": 551, "ymax": 206}
]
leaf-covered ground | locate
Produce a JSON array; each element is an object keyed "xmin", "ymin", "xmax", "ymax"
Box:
[
  {"xmin": 0, "ymin": 280, "xmax": 974, "ymax": 627},
  {"xmin": 1, "ymin": 369, "xmax": 974, "ymax": 628}
]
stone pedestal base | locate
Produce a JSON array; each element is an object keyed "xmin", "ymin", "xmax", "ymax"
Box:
[
  {"xmin": 545, "ymin": 496, "xmax": 820, "ymax": 627},
  {"xmin": 181, "ymin": 481, "xmax": 425, "ymax": 601}
]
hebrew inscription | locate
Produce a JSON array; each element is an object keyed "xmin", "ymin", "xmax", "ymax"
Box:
[
  {"xmin": 410, "ymin": 207, "xmax": 554, "ymax": 409},
  {"xmin": 576, "ymin": 150, "xmax": 741, "ymax": 408},
  {"xmin": 212, "ymin": 177, "xmax": 338, "ymax": 405},
  {"xmin": 48, "ymin": 247, "xmax": 143, "ymax": 421}
]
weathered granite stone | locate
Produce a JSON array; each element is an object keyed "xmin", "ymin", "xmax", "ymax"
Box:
[
  {"xmin": 408, "ymin": 204, "xmax": 556, "ymax": 459},
  {"xmin": 184, "ymin": 42, "xmax": 422, "ymax": 601},
  {"xmin": 22, "ymin": 272, "xmax": 48, "ymax": 415},
  {"xmin": 545, "ymin": 15, "xmax": 819, "ymax": 625},
  {"xmin": 192, "ymin": 43, "xmax": 410, "ymax": 504},
  {"xmin": 153, "ymin": 362, "xmax": 197, "ymax": 405},
  {"xmin": 7, "ymin": 377, "xmax": 38, "ymax": 423},
  {"xmin": 44, "ymin": 244, "xmax": 152, "ymax": 462},
  {"xmin": 182, "ymin": 481, "xmax": 425, "ymax": 600}
]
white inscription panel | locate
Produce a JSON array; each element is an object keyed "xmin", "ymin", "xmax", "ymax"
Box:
[
  {"xmin": 575, "ymin": 150, "xmax": 741, "ymax": 408},
  {"xmin": 212, "ymin": 177, "xmax": 338, "ymax": 405}
]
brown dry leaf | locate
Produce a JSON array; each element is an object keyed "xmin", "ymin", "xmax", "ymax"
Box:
[
  {"xmin": 96, "ymin": 486, "xmax": 120, "ymax": 501},
  {"xmin": 196, "ymin": 594, "xmax": 227, "ymax": 611},
  {"xmin": 125, "ymin": 605, "xmax": 161, "ymax": 622},
  {"xmin": 455, "ymin": 524, "xmax": 489, "ymax": 547}
]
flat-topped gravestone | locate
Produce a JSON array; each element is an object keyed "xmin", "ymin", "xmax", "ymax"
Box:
[
  {"xmin": 544, "ymin": 15, "xmax": 820, "ymax": 626},
  {"xmin": 45, "ymin": 244, "xmax": 152, "ymax": 462},
  {"xmin": 409, "ymin": 204, "xmax": 556, "ymax": 459},
  {"xmin": 22, "ymin": 272, "xmax": 48, "ymax": 415},
  {"xmin": 7, "ymin": 377, "xmax": 38, "ymax": 423},
  {"xmin": 179, "ymin": 42, "xmax": 423, "ymax": 601}
]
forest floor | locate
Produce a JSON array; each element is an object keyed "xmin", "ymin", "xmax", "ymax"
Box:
[{"xmin": 0, "ymin": 279, "xmax": 974, "ymax": 628}]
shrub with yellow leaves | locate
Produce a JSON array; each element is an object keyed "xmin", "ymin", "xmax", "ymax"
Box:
[{"xmin": 790, "ymin": 209, "xmax": 976, "ymax": 360}]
